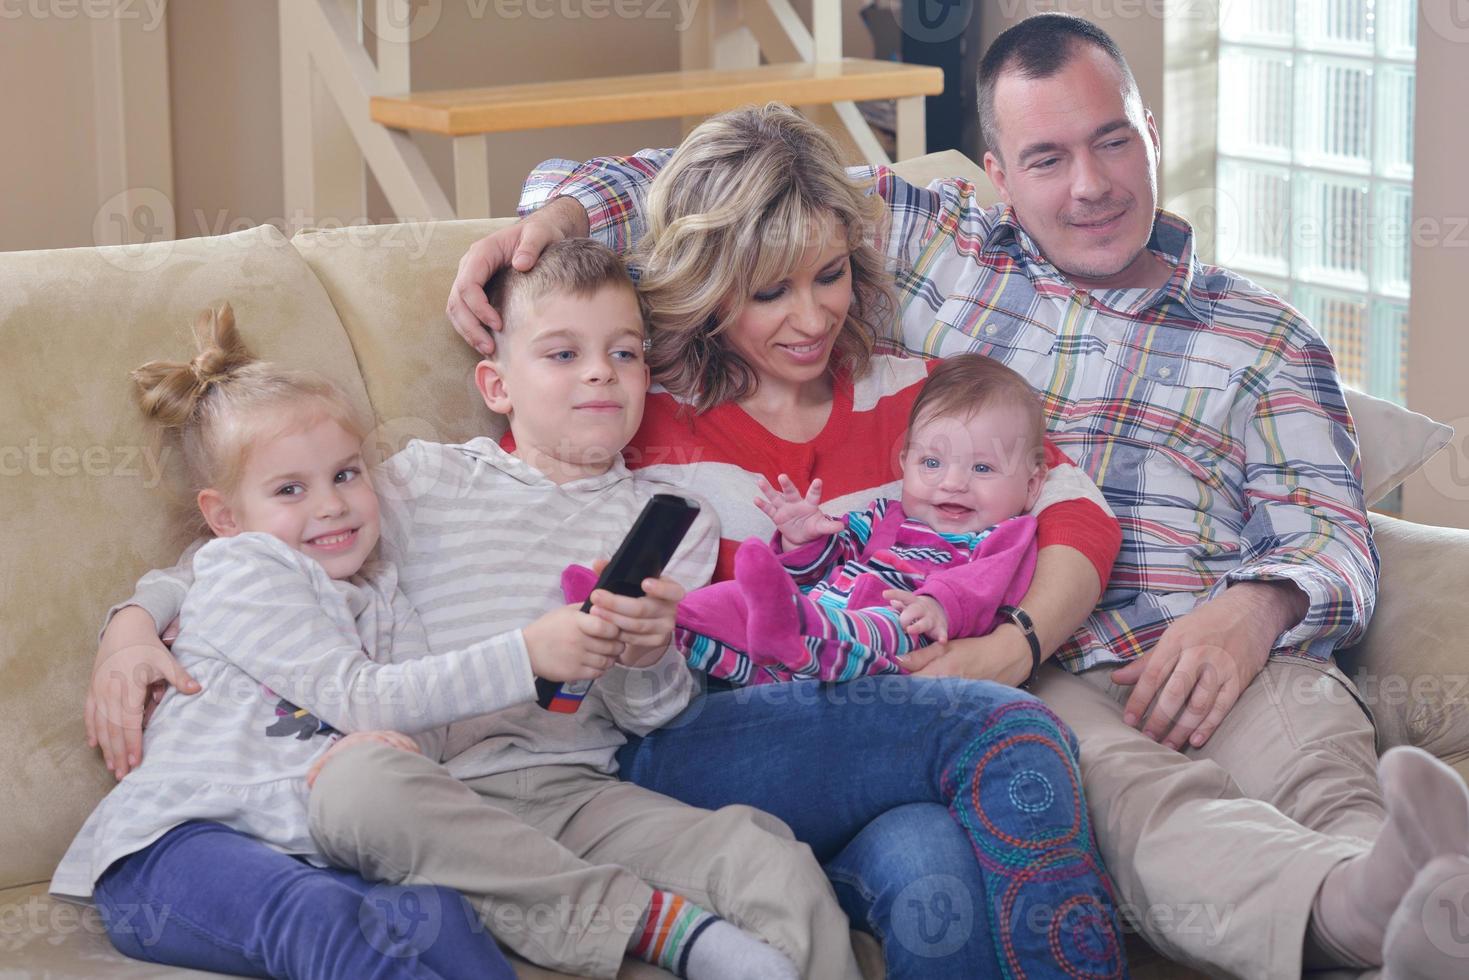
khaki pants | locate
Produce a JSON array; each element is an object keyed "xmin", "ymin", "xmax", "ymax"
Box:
[
  {"xmin": 308, "ymin": 741, "xmax": 862, "ymax": 980},
  {"xmin": 1032, "ymin": 656, "xmax": 1384, "ymax": 979}
]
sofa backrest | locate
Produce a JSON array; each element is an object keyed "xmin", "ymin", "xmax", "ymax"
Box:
[{"xmin": 0, "ymin": 225, "xmax": 375, "ymax": 891}]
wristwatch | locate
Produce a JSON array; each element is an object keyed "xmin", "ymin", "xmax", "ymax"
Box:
[{"xmin": 997, "ymin": 605, "xmax": 1042, "ymax": 687}]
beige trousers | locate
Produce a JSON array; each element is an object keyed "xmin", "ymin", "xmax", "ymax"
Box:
[
  {"xmin": 1031, "ymin": 655, "xmax": 1384, "ymax": 979},
  {"xmin": 307, "ymin": 741, "xmax": 862, "ymax": 980}
]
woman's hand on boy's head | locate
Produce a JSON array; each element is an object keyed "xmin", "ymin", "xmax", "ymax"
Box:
[
  {"xmin": 447, "ymin": 196, "xmax": 591, "ymax": 356},
  {"xmin": 588, "ymin": 575, "xmax": 685, "ymax": 668},
  {"xmin": 87, "ymin": 606, "xmax": 201, "ymax": 781}
]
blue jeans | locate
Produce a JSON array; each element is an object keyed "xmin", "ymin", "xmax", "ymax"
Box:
[
  {"xmin": 616, "ymin": 675, "xmax": 1127, "ymax": 979},
  {"xmin": 93, "ymin": 821, "xmax": 514, "ymax": 980}
]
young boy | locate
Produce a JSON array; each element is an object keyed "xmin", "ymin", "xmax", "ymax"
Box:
[{"xmin": 101, "ymin": 241, "xmax": 861, "ymax": 980}]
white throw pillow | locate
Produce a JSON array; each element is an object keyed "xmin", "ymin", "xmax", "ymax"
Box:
[{"xmin": 1344, "ymin": 388, "xmax": 1454, "ymax": 506}]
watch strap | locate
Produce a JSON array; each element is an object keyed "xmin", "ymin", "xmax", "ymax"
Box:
[{"xmin": 997, "ymin": 604, "xmax": 1042, "ymax": 687}]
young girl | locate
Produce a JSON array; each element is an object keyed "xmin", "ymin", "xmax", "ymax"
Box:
[
  {"xmin": 52, "ymin": 304, "xmax": 519, "ymax": 978},
  {"xmin": 647, "ymin": 354, "xmax": 1055, "ymax": 685}
]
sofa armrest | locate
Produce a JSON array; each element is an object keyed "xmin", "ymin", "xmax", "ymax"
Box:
[{"xmin": 1336, "ymin": 513, "xmax": 1469, "ymax": 768}]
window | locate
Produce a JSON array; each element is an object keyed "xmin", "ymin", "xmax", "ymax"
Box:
[{"xmin": 1215, "ymin": 0, "xmax": 1416, "ymax": 406}]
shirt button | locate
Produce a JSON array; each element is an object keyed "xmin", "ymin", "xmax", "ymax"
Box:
[
  {"xmin": 1075, "ymin": 291, "xmax": 1090, "ymax": 307},
  {"xmin": 984, "ymin": 324, "xmax": 997, "ymax": 335},
  {"xmin": 1157, "ymin": 366, "xmax": 1173, "ymax": 379}
]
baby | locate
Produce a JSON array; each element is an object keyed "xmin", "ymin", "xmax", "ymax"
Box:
[{"xmin": 668, "ymin": 353, "xmax": 1046, "ymax": 684}]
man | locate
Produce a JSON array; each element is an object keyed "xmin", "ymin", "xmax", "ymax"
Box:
[{"xmin": 447, "ymin": 14, "xmax": 1469, "ymax": 978}]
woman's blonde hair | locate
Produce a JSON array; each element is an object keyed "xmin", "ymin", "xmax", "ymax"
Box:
[
  {"xmin": 132, "ymin": 304, "xmax": 366, "ymax": 531},
  {"xmin": 635, "ymin": 103, "xmax": 896, "ymax": 412}
]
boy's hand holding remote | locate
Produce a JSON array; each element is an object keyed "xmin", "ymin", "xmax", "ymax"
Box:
[
  {"xmin": 754, "ymin": 474, "xmax": 844, "ymax": 551},
  {"xmin": 585, "ymin": 559, "xmax": 687, "ymax": 669},
  {"xmin": 523, "ymin": 604, "xmax": 623, "ymax": 683}
]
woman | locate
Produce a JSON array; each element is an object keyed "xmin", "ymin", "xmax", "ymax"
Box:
[{"xmin": 448, "ymin": 105, "xmax": 1127, "ymax": 978}]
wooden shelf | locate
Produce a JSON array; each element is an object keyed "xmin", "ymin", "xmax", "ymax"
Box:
[{"xmin": 370, "ymin": 58, "xmax": 944, "ymax": 136}]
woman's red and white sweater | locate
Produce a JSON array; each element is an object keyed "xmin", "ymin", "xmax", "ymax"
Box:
[{"xmin": 623, "ymin": 349, "xmax": 1122, "ymax": 585}]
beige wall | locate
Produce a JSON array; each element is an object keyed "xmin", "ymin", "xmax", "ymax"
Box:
[
  {"xmin": 1399, "ymin": 9, "xmax": 1469, "ymax": 529},
  {"xmin": 0, "ymin": 15, "xmax": 107, "ymax": 251}
]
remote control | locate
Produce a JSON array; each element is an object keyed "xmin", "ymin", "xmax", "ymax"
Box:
[{"xmin": 537, "ymin": 493, "xmax": 701, "ymax": 713}]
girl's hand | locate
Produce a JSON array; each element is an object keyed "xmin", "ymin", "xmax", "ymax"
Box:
[
  {"xmin": 87, "ymin": 606, "xmax": 201, "ymax": 780},
  {"xmin": 754, "ymin": 475, "xmax": 844, "ymax": 550},
  {"xmin": 306, "ymin": 730, "xmax": 421, "ymax": 789},
  {"xmin": 884, "ymin": 589, "xmax": 950, "ymax": 644},
  {"xmin": 523, "ymin": 604, "xmax": 623, "ymax": 682},
  {"xmin": 587, "ymin": 574, "xmax": 687, "ymax": 668}
]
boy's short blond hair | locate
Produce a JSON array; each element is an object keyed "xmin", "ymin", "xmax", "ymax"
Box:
[{"xmin": 484, "ymin": 238, "xmax": 646, "ymax": 344}]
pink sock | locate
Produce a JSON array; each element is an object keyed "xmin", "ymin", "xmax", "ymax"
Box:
[
  {"xmin": 733, "ymin": 540, "xmax": 814, "ymax": 672},
  {"xmin": 560, "ymin": 564, "xmax": 598, "ymax": 605}
]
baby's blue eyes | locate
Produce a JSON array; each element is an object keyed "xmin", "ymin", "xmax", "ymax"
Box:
[
  {"xmin": 335, "ymin": 468, "xmax": 359, "ymax": 483},
  {"xmin": 276, "ymin": 483, "xmax": 303, "ymax": 497},
  {"xmin": 918, "ymin": 458, "xmax": 992, "ymax": 474}
]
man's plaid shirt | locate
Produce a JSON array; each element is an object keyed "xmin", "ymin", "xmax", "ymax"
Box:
[{"xmin": 520, "ymin": 151, "xmax": 1378, "ymax": 671}]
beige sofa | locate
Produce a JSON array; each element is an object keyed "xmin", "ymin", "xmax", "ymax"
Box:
[{"xmin": 3, "ymin": 151, "xmax": 1466, "ymax": 980}]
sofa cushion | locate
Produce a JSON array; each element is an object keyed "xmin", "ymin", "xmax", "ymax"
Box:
[
  {"xmin": 1344, "ymin": 387, "xmax": 1454, "ymax": 506},
  {"xmin": 0, "ymin": 226, "xmax": 373, "ymax": 893},
  {"xmin": 292, "ymin": 219, "xmax": 516, "ymax": 459},
  {"xmin": 1338, "ymin": 514, "xmax": 1469, "ymax": 783}
]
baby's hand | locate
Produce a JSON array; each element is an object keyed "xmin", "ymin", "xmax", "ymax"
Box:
[
  {"xmin": 306, "ymin": 730, "xmax": 420, "ymax": 789},
  {"xmin": 523, "ymin": 604, "xmax": 623, "ymax": 682},
  {"xmin": 587, "ymin": 570, "xmax": 686, "ymax": 669},
  {"xmin": 754, "ymin": 474, "xmax": 844, "ymax": 550},
  {"xmin": 885, "ymin": 590, "xmax": 950, "ymax": 644}
]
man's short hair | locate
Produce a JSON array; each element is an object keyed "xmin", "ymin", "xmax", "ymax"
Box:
[
  {"xmin": 977, "ymin": 13, "xmax": 1140, "ymax": 160},
  {"xmin": 483, "ymin": 238, "xmax": 645, "ymax": 343}
]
